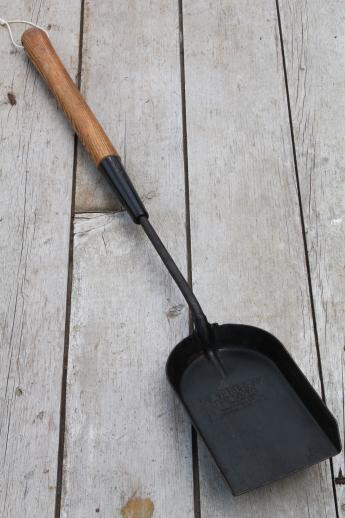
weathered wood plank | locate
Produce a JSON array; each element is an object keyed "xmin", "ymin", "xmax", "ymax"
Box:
[
  {"xmin": 75, "ymin": 0, "xmax": 176, "ymax": 212},
  {"xmin": 61, "ymin": 213, "xmax": 193, "ymax": 517},
  {"xmin": 183, "ymin": 0, "xmax": 337, "ymax": 515},
  {"xmin": 279, "ymin": 0, "xmax": 345, "ymax": 512},
  {"xmin": 61, "ymin": 1, "xmax": 194, "ymax": 515},
  {"xmin": 0, "ymin": 3, "xmax": 80, "ymax": 516}
]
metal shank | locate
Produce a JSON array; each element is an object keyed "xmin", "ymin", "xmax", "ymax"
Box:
[{"xmin": 139, "ymin": 216, "xmax": 211, "ymax": 345}]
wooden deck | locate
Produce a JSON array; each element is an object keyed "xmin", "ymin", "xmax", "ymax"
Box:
[{"xmin": 1, "ymin": 1, "xmax": 344, "ymax": 516}]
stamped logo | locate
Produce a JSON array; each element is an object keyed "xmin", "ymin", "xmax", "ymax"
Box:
[{"xmin": 203, "ymin": 376, "xmax": 265, "ymax": 418}]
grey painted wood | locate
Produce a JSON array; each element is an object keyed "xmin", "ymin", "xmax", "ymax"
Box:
[
  {"xmin": 61, "ymin": 1, "xmax": 195, "ymax": 515},
  {"xmin": 0, "ymin": 3, "xmax": 80, "ymax": 516},
  {"xmin": 279, "ymin": 0, "xmax": 345, "ymax": 512},
  {"xmin": 183, "ymin": 0, "xmax": 337, "ymax": 516}
]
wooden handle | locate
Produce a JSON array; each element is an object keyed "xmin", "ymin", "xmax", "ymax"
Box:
[{"xmin": 22, "ymin": 28, "xmax": 117, "ymax": 166}]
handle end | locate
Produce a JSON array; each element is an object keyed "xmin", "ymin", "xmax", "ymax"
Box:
[{"xmin": 21, "ymin": 27, "xmax": 47, "ymax": 48}]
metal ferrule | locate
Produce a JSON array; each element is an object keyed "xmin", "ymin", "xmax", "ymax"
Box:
[{"xmin": 99, "ymin": 155, "xmax": 148, "ymax": 223}]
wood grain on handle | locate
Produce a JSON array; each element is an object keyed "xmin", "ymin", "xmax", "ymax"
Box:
[{"xmin": 22, "ymin": 28, "xmax": 118, "ymax": 166}]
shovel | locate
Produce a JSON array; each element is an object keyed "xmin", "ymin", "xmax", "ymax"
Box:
[{"xmin": 22, "ymin": 28, "xmax": 341, "ymax": 495}]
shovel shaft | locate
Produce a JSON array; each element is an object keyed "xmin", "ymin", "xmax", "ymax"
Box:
[
  {"xmin": 22, "ymin": 27, "xmax": 211, "ymax": 345},
  {"xmin": 22, "ymin": 28, "xmax": 117, "ymax": 166}
]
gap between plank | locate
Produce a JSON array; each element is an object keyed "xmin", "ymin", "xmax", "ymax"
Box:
[
  {"xmin": 275, "ymin": 1, "xmax": 339, "ymax": 516},
  {"xmin": 74, "ymin": 208, "xmax": 125, "ymax": 214},
  {"xmin": 178, "ymin": 0, "xmax": 201, "ymax": 516},
  {"xmin": 54, "ymin": 1, "xmax": 85, "ymax": 516}
]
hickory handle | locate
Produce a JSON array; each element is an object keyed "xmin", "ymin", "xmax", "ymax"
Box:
[{"xmin": 22, "ymin": 28, "xmax": 118, "ymax": 166}]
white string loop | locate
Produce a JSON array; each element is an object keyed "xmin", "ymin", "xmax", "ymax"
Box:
[{"xmin": 0, "ymin": 18, "xmax": 49, "ymax": 49}]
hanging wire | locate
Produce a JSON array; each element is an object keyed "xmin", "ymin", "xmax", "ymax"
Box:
[{"xmin": 0, "ymin": 18, "xmax": 49, "ymax": 49}]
